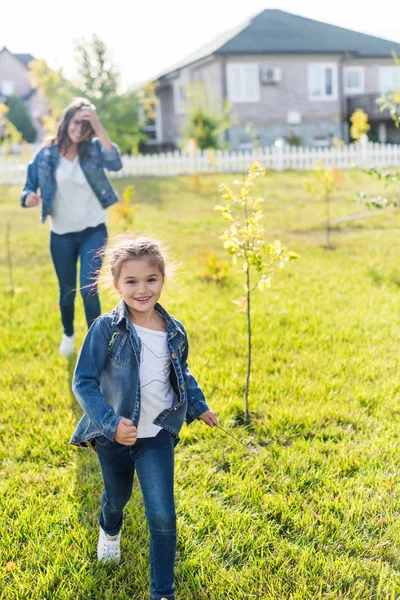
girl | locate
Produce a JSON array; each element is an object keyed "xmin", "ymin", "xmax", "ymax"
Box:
[
  {"xmin": 20, "ymin": 98, "xmax": 123, "ymax": 356},
  {"xmin": 70, "ymin": 235, "xmax": 218, "ymax": 600}
]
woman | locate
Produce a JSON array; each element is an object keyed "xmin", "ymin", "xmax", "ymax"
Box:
[{"xmin": 20, "ymin": 98, "xmax": 123, "ymax": 356}]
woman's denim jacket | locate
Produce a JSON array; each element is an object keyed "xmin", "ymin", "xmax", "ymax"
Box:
[
  {"xmin": 69, "ymin": 300, "xmax": 210, "ymax": 450},
  {"xmin": 20, "ymin": 139, "xmax": 123, "ymax": 223}
]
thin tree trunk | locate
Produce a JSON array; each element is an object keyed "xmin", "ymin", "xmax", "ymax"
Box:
[
  {"xmin": 326, "ymin": 194, "xmax": 331, "ymax": 248},
  {"xmin": 244, "ymin": 266, "xmax": 251, "ymax": 424}
]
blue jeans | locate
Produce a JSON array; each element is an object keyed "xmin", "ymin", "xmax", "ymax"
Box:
[
  {"xmin": 50, "ymin": 223, "xmax": 107, "ymax": 336},
  {"xmin": 96, "ymin": 429, "xmax": 176, "ymax": 600}
]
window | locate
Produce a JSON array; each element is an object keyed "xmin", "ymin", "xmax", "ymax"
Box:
[
  {"xmin": 343, "ymin": 67, "xmax": 364, "ymax": 95},
  {"xmin": 308, "ymin": 64, "xmax": 338, "ymax": 101},
  {"xmin": 379, "ymin": 66, "xmax": 400, "ymax": 92},
  {"xmin": 227, "ymin": 64, "xmax": 260, "ymax": 103},
  {"xmin": 174, "ymin": 82, "xmax": 186, "ymax": 115},
  {"xmin": 1, "ymin": 81, "xmax": 14, "ymax": 96}
]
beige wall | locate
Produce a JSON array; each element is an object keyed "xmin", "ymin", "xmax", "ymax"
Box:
[
  {"xmin": 0, "ymin": 49, "xmax": 32, "ymax": 96},
  {"xmin": 157, "ymin": 54, "xmax": 400, "ymax": 147}
]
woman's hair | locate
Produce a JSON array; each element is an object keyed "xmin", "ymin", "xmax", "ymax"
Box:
[{"xmin": 51, "ymin": 97, "xmax": 95, "ymax": 157}]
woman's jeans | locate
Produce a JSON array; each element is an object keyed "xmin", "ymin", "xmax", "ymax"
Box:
[
  {"xmin": 50, "ymin": 223, "xmax": 107, "ymax": 336},
  {"xmin": 96, "ymin": 428, "xmax": 176, "ymax": 600}
]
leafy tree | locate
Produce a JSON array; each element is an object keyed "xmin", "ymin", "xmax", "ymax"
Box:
[
  {"xmin": 6, "ymin": 95, "xmax": 36, "ymax": 142},
  {"xmin": 111, "ymin": 185, "xmax": 138, "ymax": 231},
  {"xmin": 28, "ymin": 59, "xmax": 77, "ymax": 138},
  {"xmin": 74, "ymin": 35, "xmax": 144, "ymax": 154},
  {"xmin": 304, "ymin": 162, "xmax": 344, "ymax": 249},
  {"xmin": 359, "ymin": 54, "xmax": 400, "ymax": 208},
  {"xmin": 181, "ymin": 81, "xmax": 235, "ymax": 150},
  {"xmin": 350, "ymin": 108, "xmax": 370, "ymax": 142},
  {"xmin": 215, "ymin": 164, "xmax": 299, "ymax": 423},
  {"xmin": 0, "ymin": 104, "xmax": 23, "ymax": 151},
  {"xmin": 29, "ymin": 36, "xmax": 145, "ymax": 153}
]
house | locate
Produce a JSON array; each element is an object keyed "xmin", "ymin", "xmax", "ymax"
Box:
[
  {"xmin": 0, "ymin": 47, "xmax": 48, "ymax": 142},
  {"xmin": 148, "ymin": 10, "xmax": 400, "ymax": 150}
]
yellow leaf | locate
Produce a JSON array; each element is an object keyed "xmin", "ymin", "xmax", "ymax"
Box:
[{"xmin": 5, "ymin": 562, "xmax": 16, "ymax": 571}]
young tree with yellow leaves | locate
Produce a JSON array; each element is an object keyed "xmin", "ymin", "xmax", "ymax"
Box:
[
  {"xmin": 304, "ymin": 162, "xmax": 344, "ymax": 249},
  {"xmin": 215, "ymin": 164, "xmax": 299, "ymax": 423},
  {"xmin": 350, "ymin": 108, "xmax": 370, "ymax": 142}
]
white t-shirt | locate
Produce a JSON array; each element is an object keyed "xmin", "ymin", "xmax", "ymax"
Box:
[
  {"xmin": 133, "ymin": 324, "xmax": 176, "ymax": 438},
  {"xmin": 49, "ymin": 156, "xmax": 107, "ymax": 234}
]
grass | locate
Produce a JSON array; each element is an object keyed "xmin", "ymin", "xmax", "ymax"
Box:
[{"xmin": 1, "ymin": 170, "xmax": 400, "ymax": 599}]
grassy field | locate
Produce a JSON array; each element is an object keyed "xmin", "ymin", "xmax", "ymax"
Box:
[{"xmin": 1, "ymin": 170, "xmax": 400, "ymax": 599}]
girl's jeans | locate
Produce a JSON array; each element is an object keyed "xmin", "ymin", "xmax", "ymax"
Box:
[
  {"xmin": 96, "ymin": 428, "xmax": 176, "ymax": 600},
  {"xmin": 49, "ymin": 223, "xmax": 108, "ymax": 336}
]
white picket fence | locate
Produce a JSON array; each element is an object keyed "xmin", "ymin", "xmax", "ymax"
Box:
[{"xmin": 1, "ymin": 142, "xmax": 400, "ymax": 185}]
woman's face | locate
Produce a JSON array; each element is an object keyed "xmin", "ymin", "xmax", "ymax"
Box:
[{"xmin": 67, "ymin": 109, "xmax": 91, "ymax": 144}]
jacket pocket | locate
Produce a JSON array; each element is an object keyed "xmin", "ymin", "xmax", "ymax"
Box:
[
  {"xmin": 109, "ymin": 333, "xmax": 132, "ymax": 367},
  {"xmin": 95, "ymin": 435, "xmax": 112, "ymax": 447}
]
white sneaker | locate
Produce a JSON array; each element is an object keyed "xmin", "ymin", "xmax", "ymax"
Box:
[
  {"xmin": 59, "ymin": 334, "xmax": 75, "ymax": 356},
  {"xmin": 97, "ymin": 527, "xmax": 121, "ymax": 562}
]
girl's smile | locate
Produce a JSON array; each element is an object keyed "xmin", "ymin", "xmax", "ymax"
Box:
[{"xmin": 114, "ymin": 258, "xmax": 164, "ymax": 324}]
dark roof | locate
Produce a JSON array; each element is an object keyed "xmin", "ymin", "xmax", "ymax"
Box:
[
  {"xmin": 155, "ymin": 10, "xmax": 400, "ymax": 81},
  {"xmin": 14, "ymin": 53, "xmax": 35, "ymax": 67},
  {"xmin": 216, "ymin": 10, "xmax": 400, "ymax": 57}
]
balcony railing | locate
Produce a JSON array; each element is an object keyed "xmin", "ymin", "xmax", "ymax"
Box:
[{"xmin": 347, "ymin": 93, "xmax": 392, "ymax": 121}]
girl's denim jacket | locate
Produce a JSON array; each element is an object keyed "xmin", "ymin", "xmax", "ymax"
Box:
[
  {"xmin": 70, "ymin": 301, "xmax": 210, "ymax": 450},
  {"xmin": 20, "ymin": 139, "xmax": 123, "ymax": 223}
]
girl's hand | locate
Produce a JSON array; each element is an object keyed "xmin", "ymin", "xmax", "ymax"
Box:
[
  {"xmin": 25, "ymin": 193, "xmax": 41, "ymax": 207},
  {"xmin": 80, "ymin": 105, "xmax": 101, "ymax": 135},
  {"xmin": 199, "ymin": 409, "xmax": 218, "ymax": 428},
  {"xmin": 114, "ymin": 417, "xmax": 137, "ymax": 445}
]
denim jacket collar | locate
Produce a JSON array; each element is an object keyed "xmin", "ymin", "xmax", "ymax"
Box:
[{"xmin": 112, "ymin": 300, "xmax": 184, "ymax": 339}]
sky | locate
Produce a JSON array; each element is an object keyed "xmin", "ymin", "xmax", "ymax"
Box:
[{"xmin": 2, "ymin": 0, "xmax": 399, "ymax": 90}]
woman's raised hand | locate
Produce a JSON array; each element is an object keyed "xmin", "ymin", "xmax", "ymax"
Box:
[{"xmin": 80, "ymin": 105, "xmax": 101, "ymax": 135}]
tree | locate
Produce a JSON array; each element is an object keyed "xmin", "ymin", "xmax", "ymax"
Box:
[
  {"xmin": 215, "ymin": 164, "xmax": 299, "ymax": 423},
  {"xmin": 359, "ymin": 54, "xmax": 400, "ymax": 208},
  {"xmin": 350, "ymin": 108, "xmax": 370, "ymax": 142},
  {"xmin": 181, "ymin": 80, "xmax": 235, "ymax": 150},
  {"xmin": 28, "ymin": 59, "xmax": 77, "ymax": 138},
  {"xmin": 304, "ymin": 162, "xmax": 344, "ymax": 249},
  {"xmin": 29, "ymin": 36, "xmax": 145, "ymax": 153},
  {"xmin": 0, "ymin": 104, "xmax": 23, "ymax": 151},
  {"xmin": 74, "ymin": 35, "xmax": 144, "ymax": 154},
  {"xmin": 6, "ymin": 95, "xmax": 36, "ymax": 142}
]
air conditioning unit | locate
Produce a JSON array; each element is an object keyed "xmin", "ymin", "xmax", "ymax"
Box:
[{"xmin": 260, "ymin": 66, "xmax": 282, "ymax": 84}]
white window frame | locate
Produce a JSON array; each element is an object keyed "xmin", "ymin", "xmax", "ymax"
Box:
[
  {"xmin": 227, "ymin": 63, "xmax": 260, "ymax": 103},
  {"xmin": 343, "ymin": 66, "xmax": 365, "ymax": 95},
  {"xmin": 379, "ymin": 66, "xmax": 400, "ymax": 93},
  {"xmin": 173, "ymin": 80, "xmax": 186, "ymax": 115},
  {"xmin": 308, "ymin": 63, "xmax": 338, "ymax": 101}
]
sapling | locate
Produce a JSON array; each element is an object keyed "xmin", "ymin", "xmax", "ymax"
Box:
[{"xmin": 215, "ymin": 163, "xmax": 299, "ymax": 423}]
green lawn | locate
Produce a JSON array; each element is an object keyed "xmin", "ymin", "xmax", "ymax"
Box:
[{"xmin": 1, "ymin": 171, "xmax": 400, "ymax": 599}]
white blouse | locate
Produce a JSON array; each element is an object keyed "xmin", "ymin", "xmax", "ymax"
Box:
[
  {"xmin": 133, "ymin": 323, "xmax": 176, "ymax": 438},
  {"xmin": 49, "ymin": 156, "xmax": 107, "ymax": 234}
]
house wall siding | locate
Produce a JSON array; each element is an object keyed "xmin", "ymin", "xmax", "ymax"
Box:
[
  {"xmin": 156, "ymin": 54, "xmax": 399, "ymax": 148},
  {"xmin": 0, "ymin": 50, "xmax": 32, "ymax": 96}
]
